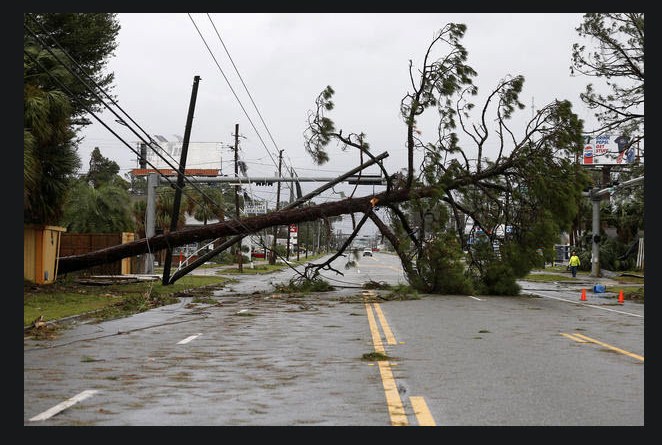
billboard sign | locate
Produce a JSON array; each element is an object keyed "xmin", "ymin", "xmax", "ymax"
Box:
[{"xmin": 582, "ymin": 134, "xmax": 635, "ymax": 166}]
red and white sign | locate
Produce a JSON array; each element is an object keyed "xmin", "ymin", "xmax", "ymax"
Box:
[
  {"xmin": 289, "ymin": 224, "xmax": 298, "ymax": 233},
  {"xmin": 583, "ymin": 145, "xmax": 593, "ymax": 165},
  {"xmin": 582, "ymin": 133, "xmax": 635, "ymax": 166}
]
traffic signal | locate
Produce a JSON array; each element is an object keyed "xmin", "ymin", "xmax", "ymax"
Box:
[{"xmin": 346, "ymin": 175, "xmax": 383, "ymax": 185}]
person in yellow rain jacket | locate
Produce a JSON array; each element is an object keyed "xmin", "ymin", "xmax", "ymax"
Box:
[{"xmin": 568, "ymin": 251, "xmax": 581, "ymax": 278}]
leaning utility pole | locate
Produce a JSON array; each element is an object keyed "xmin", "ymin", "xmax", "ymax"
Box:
[
  {"xmin": 162, "ymin": 75, "xmax": 201, "ymax": 285},
  {"xmin": 234, "ymin": 123, "xmax": 243, "ymax": 272}
]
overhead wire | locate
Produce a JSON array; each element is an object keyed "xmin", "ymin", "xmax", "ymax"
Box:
[
  {"xmin": 205, "ymin": 13, "xmax": 284, "ymax": 170},
  {"xmin": 188, "ymin": 13, "xmax": 278, "ymax": 233},
  {"xmin": 188, "ymin": 12, "xmax": 314, "ymax": 254},
  {"xmin": 29, "ymin": 14, "xmax": 345, "ymax": 264},
  {"xmin": 26, "ymin": 14, "xmax": 365, "ymax": 282},
  {"xmin": 193, "ymin": 13, "xmax": 301, "ymax": 206},
  {"xmin": 188, "ymin": 13, "xmax": 279, "ymax": 169},
  {"xmin": 25, "ymin": 14, "xmax": 180, "ymax": 174},
  {"xmin": 24, "ymin": 14, "xmax": 225, "ymax": 217}
]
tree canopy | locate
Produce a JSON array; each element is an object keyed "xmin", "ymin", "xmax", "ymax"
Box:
[
  {"xmin": 303, "ymin": 23, "xmax": 590, "ymax": 293},
  {"xmin": 23, "ymin": 13, "xmax": 120, "ymax": 225},
  {"xmin": 571, "ymin": 13, "xmax": 644, "ymax": 148},
  {"xmin": 24, "ymin": 13, "xmax": 120, "ymax": 127}
]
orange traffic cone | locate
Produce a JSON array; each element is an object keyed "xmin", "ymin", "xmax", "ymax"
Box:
[
  {"xmin": 581, "ymin": 288, "xmax": 587, "ymax": 301},
  {"xmin": 618, "ymin": 290, "xmax": 624, "ymax": 304}
]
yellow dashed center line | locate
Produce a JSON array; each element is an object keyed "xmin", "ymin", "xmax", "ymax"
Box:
[
  {"xmin": 364, "ymin": 297, "xmax": 436, "ymax": 426},
  {"xmin": 561, "ymin": 332, "xmax": 590, "ymax": 343},
  {"xmin": 377, "ymin": 361, "xmax": 408, "ymax": 426},
  {"xmin": 562, "ymin": 332, "xmax": 644, "ymax": 361},
  {"xmin": 410, "ymin": 396, "xmax": 436, "ymax": 426},
  {"xmin": 372, "ymin": 303, "xmax": 397, "ymax": 345},
  {"xmin": 365, "ymin": 301, "xmax": 385, "ymax": 355}
]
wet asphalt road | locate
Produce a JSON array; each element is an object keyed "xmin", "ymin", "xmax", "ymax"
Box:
[{"xmin": 23, "ymin": 253, "xmax": 645, "ymax": 426}]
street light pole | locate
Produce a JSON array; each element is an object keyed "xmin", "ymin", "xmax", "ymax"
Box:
[
  {"xmin": 584, "ymin": 175, "xmax": 644, "ymax": 278},
  {"xmin": 590, "ymin": 190, "xmax": 601, "ymax": 277}
]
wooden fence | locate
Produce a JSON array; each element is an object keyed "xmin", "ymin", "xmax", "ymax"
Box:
[{"xmin": 59, "ymin": 232, "xmax": 139, "ymax": 276}]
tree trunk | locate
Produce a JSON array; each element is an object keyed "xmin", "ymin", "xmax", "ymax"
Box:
[{"xmin": 58, "ymin": 185, "xmax": 438, "ymax": 274}]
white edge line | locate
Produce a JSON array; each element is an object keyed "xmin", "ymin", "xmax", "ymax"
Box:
[
  {"xmin": 29, "ymin": 389, "xmax": 99, "ymax": 422},
  {"xmin": 531, "ymin": 293, "xmax": 643, "ymax": 318},
  {"xmin": 177, "ymin": 333, "xmax": 203, "ymax": 345}
]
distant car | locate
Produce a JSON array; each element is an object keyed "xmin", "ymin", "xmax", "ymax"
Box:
[{"xmin": 362, "ymin": 249, "xmax": 373, "ymax": 257}]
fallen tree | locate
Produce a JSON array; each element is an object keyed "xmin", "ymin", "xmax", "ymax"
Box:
[
  {"xmin": 59, "ymin": 23, "xmax": 592, "ymax": 296},
  {"xmin": 57, "ymin": 184, "xmax": 436, "ymax": 274}
]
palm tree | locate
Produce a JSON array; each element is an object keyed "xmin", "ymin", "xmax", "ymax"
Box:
[
  {"xmin": 155, "ymin": 186, "xmax": 188, "ymax": 233},
  {"xmin": 61, "ymin": 180, "xmax": 135, "ymax": 233},
  {"xmin": 189, "ymin": 185, "xmax": 226, "ymax": 225},
  {"xmin": 24, "ymin": 39, "xmax": 80, "ymax": 225}
]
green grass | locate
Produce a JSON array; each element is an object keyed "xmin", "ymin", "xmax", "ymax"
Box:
[
  {"xmin": 24, "ymin": 273, "xmax": 234, "ymax": 327},
  {"xmin": 522, "ymin": 266, "xmax": 644, "ymax": 302},
  {"xmin": 220, "ymin": 263, "xmax": 288, "ymax": 275},
  {"xmin": 523, "ymin": 266, "xmax": 645, "ymax": 284},
  {"xmin": 522, "ymin": 272, "xmax": 575, "ymax": 282},
  {"xmin": 24, "ymin": 255, "xmax": 331, "ymax": 329},
  {"xmin": 362, "ymin": 352, "xmax": 390, "ymax": 361}
]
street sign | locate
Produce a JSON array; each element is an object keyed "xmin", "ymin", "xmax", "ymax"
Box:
[{"xmin": 244, "ymin": 202, "xmax": 268, "ymax": 214}]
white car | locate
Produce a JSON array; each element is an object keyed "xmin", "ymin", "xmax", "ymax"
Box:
[{"xmin": 362, "ymin": 249, "xmax": 373, "ymax": 257}]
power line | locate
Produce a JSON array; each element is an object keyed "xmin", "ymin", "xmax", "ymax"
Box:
[
  {"xmin": 206, "ymin": 13, "xmax": 284, "ymax": 167},
  {"xmin": 188, "ymin": 13, "xmax": 279, "ymax": 170},
  {"xmin": 24, "ymin": 14, "xmax": 226, "ymax": 216}
]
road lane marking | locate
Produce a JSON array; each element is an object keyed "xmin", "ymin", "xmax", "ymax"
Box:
[
  {"xmin": 28, "ymin": 389, "xmax": 99, "ymax": 421},
  {"xmin": 365, "ymin": 302, "xmax": 407, "ymax": 424},
  {"xmin": 410, "ymin": 396, "xmax": 436, "ymax": 426},
  {"xmin": 365, "ymin": 302, "xmax": 385, "ymax": 354},
  {"xmin": 372, "ymin": 303, "xmax": 397, "ymax": 345},
  {"xmin": 528, "ymin": 292, "xmax": 643, "ymax": 318},
  {"xmin": 562, "ymin": 332, "xmax": 644, "ymax": 361},
  {"xmin": 365, "ymin": 300, "xmax": 436, "ymax": 426},
  {"xmin": 561, "ymin": 332, "xmax": 590, "ymax": 342},
  {"xmin": 177, "ymin": 333, "xmax": 202, "ymax": 344},
  {"xmin": 365, "ymin": 264, "xmax": 402, "ymax": 272},
  {"xmin": 377, "ymin": 361, "xmax": 408, "ymax": 426}
]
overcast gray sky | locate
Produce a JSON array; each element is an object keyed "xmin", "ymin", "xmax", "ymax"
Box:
[
  {"xmin": 80, "ymin": 13, "xmax": 596, "ymax": 171},
  {"xmin": 78, "ymin": 12, "xmax": 597, "ymax": 233}
]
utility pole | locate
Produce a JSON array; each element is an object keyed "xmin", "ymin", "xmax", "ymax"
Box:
[
  {"xmin": 166, "ymin": 151, "xmax": 389, "ymax": 283},
  {"xmin": 304, "ymin": 221, "xmax": 309, "ymax": 259},
  {"xmin": 269, "ymin": 149, "xmax": 284, "ymax": 265},
  {"xmin": 143, "ymin": 172, "xmax": 158, "ymax": 274},
  {"xmin": 162, "ymin": 75, "xmax": 201, "ymax": 285},
  {"xmin": 234, "ymin": 123, "xmax": 243, "ymax": 272},
  {"xmin": 286, "ymin": 168, "xmax": 295, "ymax": 260},
  {"xmin": 590, "ymin": 189, "xmax": 602, "ymax": 277},
  {"xmin": 584, "ymin": 175, "xmax": 644, "ymax": 277}
]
